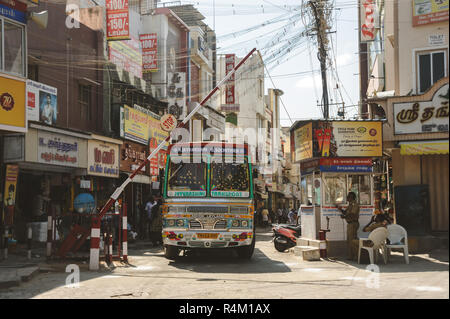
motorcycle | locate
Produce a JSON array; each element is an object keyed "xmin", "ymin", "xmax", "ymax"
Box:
[{"xmin": 272, "ymin": 224, "xmax": 302, "ymax": 252}]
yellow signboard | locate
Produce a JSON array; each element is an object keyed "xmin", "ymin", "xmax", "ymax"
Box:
[
  {"xmin": 0, "ymin": 75, "xmax": 26, "ymax": 133},
  {"xmin": 332, "ymin": 121, "xmax": 383, "ymax": 157},
  {"xmin": 294, "ymin": 122, "xmax": 313, "ymax": 161}
]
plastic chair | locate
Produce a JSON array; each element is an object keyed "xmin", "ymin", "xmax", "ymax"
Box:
[
  {"xmin": 386, "ymin": 224, "xmax": 409, "ymax": 264},
  {"xmin": 358, "ymin": 227, "xmax": 388, "ymax": 265}
]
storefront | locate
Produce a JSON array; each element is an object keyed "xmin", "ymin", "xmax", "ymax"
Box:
[
  {"xmin": 369, "ymin": 78, "xmax": 449, "ymax": 235},
  {"xmin": 2, "ymin": 124, "xmax": 89, "ymax": 242},
  {"xmin": 290, "ymin": 120, "xmax": 384, "ymax": 250}
]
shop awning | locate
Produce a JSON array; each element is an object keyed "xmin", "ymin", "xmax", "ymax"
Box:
[{"xmin": 399, "ymin": 140, "xmax": 449, "ymax": 155}]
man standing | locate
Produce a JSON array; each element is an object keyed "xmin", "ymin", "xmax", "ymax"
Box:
[
  {"xmin": 338, "ymin": 192, "xmax": 360, "ymax": 260},
  {"xmin": 144, "ymin": 197, "xmax": 155, "ymax": 240}
]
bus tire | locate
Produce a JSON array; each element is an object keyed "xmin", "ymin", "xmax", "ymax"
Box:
[
  {"xmin": 164, "ymin": 245, "xmax": 179, "ymax": 260},
  {"xmin": 236, "ymin": 237, "xmax": 255, "ymax": 260}
]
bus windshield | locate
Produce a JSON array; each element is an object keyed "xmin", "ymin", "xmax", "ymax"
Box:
[
  {"xmin": 167, "ymin": 158, "xmax": 207, "ymax": 197},
  {"xmin": 210, "ymin": 158, "xmax": 250, "ymax": 198}
]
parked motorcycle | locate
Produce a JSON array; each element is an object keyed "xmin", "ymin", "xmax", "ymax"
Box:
[{"xmin": 272, "ymin": 224, "xmax": 302, "ymax": 252}]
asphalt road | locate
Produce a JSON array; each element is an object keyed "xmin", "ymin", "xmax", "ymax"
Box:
[{"xmin": 0, "ymin": 232, "xmax": 448, "ymax": 299}]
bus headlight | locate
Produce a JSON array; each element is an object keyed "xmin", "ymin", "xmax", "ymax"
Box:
[
  {"xmin": 167, "ymin": 219, "xmax": 175, "ymax": 227},
  {"xmin": 241, "ymin": 220, "xmax": 249, "ymax": 227},
  {"xmin": 176, "ymin": 219, "xmax": 185, "ymax": 227},
  {"xmin": 232, "ymin": 220, "xmax": 240, "ymax": 227}
]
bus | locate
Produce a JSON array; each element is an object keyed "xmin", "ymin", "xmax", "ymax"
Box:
[{"xmin": 161, "ymin": 142, "xmax": 255, "ymax": 260}]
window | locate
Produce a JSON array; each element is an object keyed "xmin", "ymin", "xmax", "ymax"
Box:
[
  {"xmin": 417, "ymin": 50, "xmax": 447, "ymax": 93},
  {"xmin": 210, "ymin": 158, "xmax": 250, "ymax": 194},
  {"xmin": 78, "ymin": 84, "xmax": 91, "ymax": 121},
  {"xmin": 1, "ymin": 18, "xmax": 26, "ymax": 77},
  {"xmin": 348, "ymin": 175, "xmax": 371, "ymax": 205},
  {"xmin": 323, "ymin": 175, "xmax": 346, "ymax": 205},
  {"xmin": 167, "ymin": 157, "xmax": 207, "ymax": 196}
]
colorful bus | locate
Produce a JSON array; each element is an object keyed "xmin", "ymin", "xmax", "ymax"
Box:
[{"xmin": 161, "ymin": 142, "xmax": 255, "ymax": 260}]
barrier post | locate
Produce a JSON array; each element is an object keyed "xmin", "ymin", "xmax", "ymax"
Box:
[
  {"xmin": 107, "ymin": 233, "xmax": 113, "ymax": 264},
  {"xmin": 89, "ymin": 216, "xmax": 102, "ymax": 270},
  {"xmin": 122, "ymin": 203, "xmax": 128, "ymax": 263},
  {"xmin": 46, "ymin": 211, "xmax": 53, "ymax": 258},
  {"xmin": 27, "ymin": 224, "xmax": 32, "ymax": 260}
]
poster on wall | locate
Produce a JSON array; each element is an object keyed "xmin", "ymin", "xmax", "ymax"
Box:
[
  {"xmin": 394, "ymin": 84, "xmax": 449, "ymax": 134},
  {"xmin": 106, "ymin": 0, "xmax": 130, "ymax": 41},
  {"xmin": 167, "ymin": 72, "xmax": 186, "ymax": 121},
  {"xmin": 2, "ymin": 164, "xmax": 19, "ymax": 226},
  {"xmin": 413, "ymin": 0, "xmax": 449, "ymax": 27},
  {"xmin": 26, "ymin": 80, "xmax": 58, "ymax": 124},
  {"xmin": 140, "ymin": 33, "xmax": 158, "ymax": 72}
]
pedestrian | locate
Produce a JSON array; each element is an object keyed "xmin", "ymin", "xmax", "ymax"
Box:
[
  {"xmin": 261, "ymin": 207, "xmax": 269, "ymax": 229},
  {"xmin": 144, "ymin": 196, "xmax": 156, "ymax": 240},
  {"xmin": 149, "ymin": 199, "xmax": 163, "ymax": 247},
  {"xmin": 277, "ymin": 207, "xmax": 283, "ymax": 224},
  {"xmin": 337, "ymin": 192, "xmax": 360, "ymax": 260},
  {"xmin": 288, "ymin": 208, "xmax": 297, "ymax": 225}
]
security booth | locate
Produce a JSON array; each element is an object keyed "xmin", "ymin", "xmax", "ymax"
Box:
[{"xmin": 290, "ymin": 120, "xmax": 384, "ymax": 256}]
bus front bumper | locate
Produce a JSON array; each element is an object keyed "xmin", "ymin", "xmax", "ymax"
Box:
[{"xmin": 162, "ymin": 230, "xmax": 254, "ymax": 248}]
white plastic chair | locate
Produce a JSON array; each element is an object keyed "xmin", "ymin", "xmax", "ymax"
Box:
[
  {"xmin": 386, "ymin": 224, "xmax": 409, "ymax": 264},
  {"xmin": 358, "ymin": 227, "xmax": 388, "ymax": 265}
]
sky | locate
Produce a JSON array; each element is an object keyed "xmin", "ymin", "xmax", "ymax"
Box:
[{"xmin": 168, "ymin": 0, "xmax": 361, "ymax": 127}]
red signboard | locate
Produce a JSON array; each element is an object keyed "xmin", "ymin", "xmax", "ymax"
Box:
[
  {"xmin": 225, "ymin": 54, "xmax": 235, "ymax": 105},
  {"xmin": 319, "ymin": 158, "xmax": 373, "ymax": 166},
  {"xmin": 106, "ymin": 0, "xmax": 130, "ymax": 41},
  {"xmin": 360, "ymin": 0, "xmax": 376, "ymax": 42},
  {"xmin": 140, "ymin": 33, "xmax": 158, "ymax": 72}
]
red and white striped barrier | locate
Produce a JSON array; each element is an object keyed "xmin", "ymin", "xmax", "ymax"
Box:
[
  {"xmin": 107, "ymin": 233, "xmax": 113, "ymax": 264},
  {"xmin": 122, "ymin": 204, "xmax": 128, "ymax": 263},
  {"xmin": 27, "ymin": 225, "xmax": 32, "ymax": 260},
  {"xmin": 89, "ymin": 216, "xmax": 102, "ymax": 270},
  {"xmin": 46, "ymin": 213, "xmax": 52, "ymax": 258}
]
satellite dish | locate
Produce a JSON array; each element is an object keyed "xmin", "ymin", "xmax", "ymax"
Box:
[{"xmin": 29, "ymin": 11, "xmax": 48, "ymax": 29}]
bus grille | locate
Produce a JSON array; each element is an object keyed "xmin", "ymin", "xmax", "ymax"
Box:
[
  {"xmin": 187, "ymin": 206, "xmax": 228, "ymax": 214},
  {"xmin": 189, "ymin": 220, "xmax": 202, "ymax": 229},
  {"xmin": 214, "ymin": 220, "xmax": 227, "ymax": 229}
]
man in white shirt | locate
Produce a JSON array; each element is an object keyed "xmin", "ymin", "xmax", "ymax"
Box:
[{"xmin": 41, "ymin": 94, "xmax": 54, "ymax": 125}]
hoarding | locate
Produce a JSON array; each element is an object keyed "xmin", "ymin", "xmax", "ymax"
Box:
[
  {"xmin": 0, "ymin": 75, "xmax": 26, "ymax": 133},
  {"xmin": 394, "ymin": 83, "xmax": 449, "ymax": 134},
  {"xmin": 293, "ymin": 122, "xmax": 313, "ymax": 162},
  {"xmin": 167, "ymin": 72, "xmax": 186, "ymax": 120},
  {"xmin": 26, "ymin": 79, "xmax": 58, "ymax": 124},
  {"xmin": 225, "ymin": 54, "xmax": 236, "ymax": 105},
  {"xmin": 88, "ymin": 140, "xmax": 120, "ymax": 178},
  {"xmin": 120, "ymin": 141, "xmax": 148, "ymax": 174},
  {"xmin": 360, "ymin": 0, "xmax": 376, "ymax": 42},
  {"xmin": 108, "ymin": 37, "xmax": 142, "ymax": 79},
  {"xmin": 122, "ymin": 104, "xmax": 149, "ymax": 144},
  {"xmin": 140, "ymin": 33, "xmax": 158, "ymax": 72},
  {"xmin": 413, "ymin": 0, "xmax": 449, "ymax": 27},
  {"xmin": 106, "ymin": 0, "xmax": 130, "ymax": 41}
]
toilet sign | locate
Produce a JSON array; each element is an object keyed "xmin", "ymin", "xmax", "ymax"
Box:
[{"xmin": 160, "ymin": 114, "xmax": 177, "ymax": 132}]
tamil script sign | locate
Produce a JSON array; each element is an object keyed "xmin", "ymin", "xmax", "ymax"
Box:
[
  {"xmin": 394, "ymin": 83, "xmax": 449, "ymax": 134},
  {"xmin": 413, "ymin": 0, "xmax": 449, "ymax": 27},
  {"xmin": 293, "ymin": 122, "xmax": 313, "ymax": 162},
  {"xmin": 106, "ymin": 0, "xmax": 130, "ymax": 41},
  {"xmin": 331, "ymin": 121, "xmax": 382, "ymax": 157},
  {"xmin": 319, "ymin": 158, "xmax": 373, "ymax": 173},
  {"xmin": 88, "ymin": 139, "xmax": 119, "ymax": 178},
  {"xmin": 37, "ymin": 131, "xmax": 79, "ymax": 167},
  {"xmin": 225, "ymin": 54, "xmax": 236, "ymax": 105}
]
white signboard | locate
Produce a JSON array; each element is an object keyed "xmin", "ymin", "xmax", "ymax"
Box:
[
  {"xmin": 88, "ymin": 140, "xmax": 119, "ymax": 178},
  {"xmin": 38, "ymin": 131, "xmax": 79, "ymax": 167},
  {"xmin": 429, "ymin": 34, "xmax": 445, "ymax": 46},
  {"xmin": 167, "ymin": 72, "xmax": 186, "ymax": 121},
  {"xmin": 394, "ymin": 84, "xmax": 449, "ymax": 134},
  {"xmin": 26, "ymin": 80, "xmax": 58, "ymax": 123},
  {"xmin": 360, "ymin": 0, "xmax": 377, "ymax": 42}
]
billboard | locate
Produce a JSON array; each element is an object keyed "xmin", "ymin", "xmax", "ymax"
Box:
[
  {"xmin": 106, "ymin": 0, "xmax": 130, "ymax": 41},
  {"xmin": 140, "ymin": 33, "xmax": 158, "ymax": 72},
  {"xmin": 108, "ymin": 37, "xmax": 142, "ymax": 79},
  {"xmin": 26, "ymin": 80, "xmax": 58, "ymax": 124},
  {"xmin": 413, "ymin": 0, "xmax": 449, "ymax": 26},
  {"xmin": 360, "ymin": 0, "xmax": 377, "ymax": 42},
  {"xmin": 293, "ymin": 122, "xmax": 313, "ymax": 162},
  {"xmin": 0, "ymin": 75, "xmax": 26, "ymax": 133}
]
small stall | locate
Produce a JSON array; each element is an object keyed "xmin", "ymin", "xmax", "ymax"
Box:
[{"xmin": 291, "ymin": 120, "xmax": 384, "ymax": 254}]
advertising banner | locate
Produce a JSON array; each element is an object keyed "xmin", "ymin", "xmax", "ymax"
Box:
[
  {"xmin": 0, "ymin": 75, "xmax": 26, "ymax": 133},
  {"xmin": 2, "ymin": 164, "xmax": 18, "ymax": 226},
  {"xmin": 394, "ymin": 83, "xmax": 449, "ymax": 134},
  {"xmin": 120, "ymin": 141, "xmax": 148, "ymax": 174},
  {"xmin": 360, "ymin": 0, "xmax": 377, "ymax": 42},
  {"xmin": 26, "ymin": 79, "xmax": 58, "ymax": 124},
  {"xmin": 108, "ymin": 37, "xmax": 142, "ymax": 79},
  {"xmin": 122, "ymin": 104, "xmax": 149, "ymax": 145},
  {"xmin": 331, "ymin": 121, "xmax": 382, "ymax": 157},
  {"xmin": 37, "ymin": 131, "xmax": 79, "ymax": 167},
  {"xmin": 140, "ymin": 33, "xmax": 158, "ymax": 72},
  {"xmin": 225, "ymin": 54, "xmax": 236, "ymax": 105},
  {"xmin": 167, "ymin": 72, "xmax": 186, "ymax": 120},
  {"xmin": 88, "ymin": 140, "xmax": 119, "ymax": 178},
  {"xmin": 294, "ymin": 122, "xmax": 313, "ymax": 162},
  {"xmin": 106, "ymin": 0, "xmax": 130, "ymax": 41},
  {"xmin": 413, "ymin": 0, "xmax": 449, "ymax": 27},
  {"xmin": 0, "ymin": 0, "xmax": 26, "ymax": 24}
]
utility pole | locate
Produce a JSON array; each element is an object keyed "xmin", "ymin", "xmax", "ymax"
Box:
[{"xmin": 309, "ymin": 0, "xmax": 330, "ymax": 119}]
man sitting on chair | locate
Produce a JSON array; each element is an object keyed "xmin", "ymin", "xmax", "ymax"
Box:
[{"xmin": 362, "ymin": 214, "xmax": 389, "ymax": 247}]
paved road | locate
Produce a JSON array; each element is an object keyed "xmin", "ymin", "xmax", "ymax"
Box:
[{"xmin": 0, "ymin": 232, "xmax": 448, "ymax": 299}]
